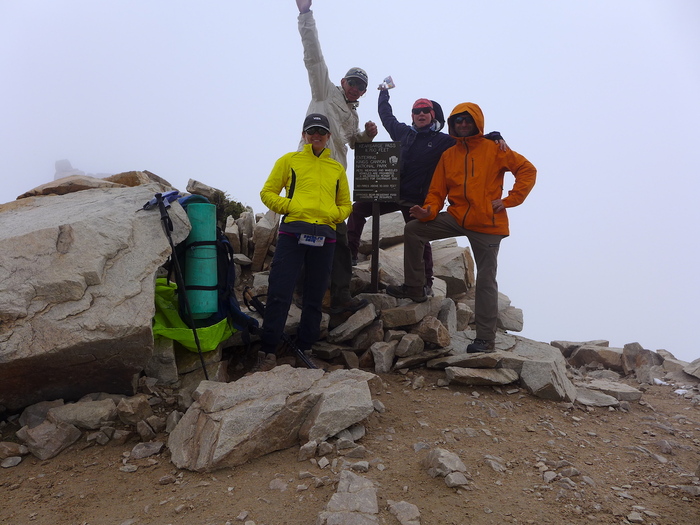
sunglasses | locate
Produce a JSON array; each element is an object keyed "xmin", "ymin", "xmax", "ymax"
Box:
[
  {"xmin": 305, "ymin": 126, "xmax": 329, "ymax": 136},
  {"xmin": 454, "ymin": 115, "xmax": 474, "ymax": 124},
  {"xmin": 346, "ymin": 78, "xmax": 367, "ymax": 91},
  {"xmin": 412, "ymin": 107, "xmax": 432, "ymax": 115}
]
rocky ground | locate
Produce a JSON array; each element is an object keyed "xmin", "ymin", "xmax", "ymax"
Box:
[{"xmin": 1, "ymin": 367, "xmax": 698, "ymax": 525}]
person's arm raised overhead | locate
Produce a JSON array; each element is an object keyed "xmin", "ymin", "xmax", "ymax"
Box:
[
  {"xmin": 296, "ymin": 0, "xmax": 311, "ymax": 14},
  {"xmin": 297, "ymin": 0, "xmax": 331, "ymax": 103}
]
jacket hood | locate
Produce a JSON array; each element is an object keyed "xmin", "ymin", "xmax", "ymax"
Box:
[
  {"xmin": 430, "ymin": 100, "xmax": 446, "ymax": 131},
  {"xmin": 447, "ymin": 102, "xmax": 484, "ymax": 138}
]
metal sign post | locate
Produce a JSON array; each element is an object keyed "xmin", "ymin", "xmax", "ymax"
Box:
[{"xmin": 353, "ymin": 142, "xmax": 401, "ymax": 292}]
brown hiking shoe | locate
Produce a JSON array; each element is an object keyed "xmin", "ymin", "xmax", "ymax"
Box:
[
  {"xmin": 329, "ymin": 296, "xmax": 369, "ymax": 314},
  {"xmin": 466, "ymin": 339, "xmax": 495, "ymax": 353},
  {"xmin": 386, "ymin": 284, "xmax": 427, "ymax": 303}
]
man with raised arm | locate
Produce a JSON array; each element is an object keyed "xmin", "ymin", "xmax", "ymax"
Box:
[{"xmin": 296, "ymin": 0, "xmax": 377, "ymax": 312}]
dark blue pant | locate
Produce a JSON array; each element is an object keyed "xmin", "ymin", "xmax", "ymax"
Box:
[{"xmin": 261, "ymin": 233, "xmax": 335, "ymax": 353}]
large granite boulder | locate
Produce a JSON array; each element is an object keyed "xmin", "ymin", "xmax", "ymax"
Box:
[
  {"xmin": 0, "ymin": 182, "xmax": 188, "ymax": 411},
  {"xmin": 168, "ymin": 367, "xmax": 378, "ymax": 472}
]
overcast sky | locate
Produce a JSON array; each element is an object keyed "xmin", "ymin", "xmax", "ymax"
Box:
[{"xmin": 2, "ymin": 1, "xmax": 699, "ymax": 364}]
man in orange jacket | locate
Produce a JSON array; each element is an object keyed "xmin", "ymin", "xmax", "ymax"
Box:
[{"xmin": 387, "ymin": 102, "xmax": 536, "ymax": 353}]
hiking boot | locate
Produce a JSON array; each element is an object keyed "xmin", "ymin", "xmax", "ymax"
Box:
[
  {"xmin": 466, "ymin": 338, "xmax": 495, "ymax": 353},
  {"xmin": 424, "ymin": 284, "xmax": 434, "ymax": 297},
  {"xmin": 386, "ymin": 284, "xmax": 427, "ymax": 303},
  {"xmin": 351, "ymin": 258, "xmax": 358, "ymax": 266},
  {"xmin": 251, "ymin": 351, "xmax": 277, "ymax": 372},
  {"xmin": 329, "ymin": 296, "xmax": 369, "ymax": 314}
]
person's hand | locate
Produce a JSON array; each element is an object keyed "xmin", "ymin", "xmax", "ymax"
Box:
[
  {"xmin": 365, "ymin": 121, "xmax": 378, "ymax": 138},
  {"xmin": 409, "ymin": 204, "xmax": 431, "ymax": 220},
  {"xmin": 492, "ymin": 199, "xmax": 505, "ymax": 213},
  {"xmin": 496, "ymin": 139, "xmax": 510, "ymax": 152},
  {"xmin": 378, "ymin": 84, "xmax": 388, "ymax": 91},
  {"xmin": 296, "ymin": 0, "xmax": 312, "ymax": 14}
]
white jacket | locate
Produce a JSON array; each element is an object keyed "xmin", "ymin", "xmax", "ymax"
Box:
[{"xmin": 297, "ymin": 10, "xmax": 372, "ymax": 169}]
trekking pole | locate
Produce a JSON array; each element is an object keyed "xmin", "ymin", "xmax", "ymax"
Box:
[
  {"xmin": 242, "ymin": 287, "xmax": 317, "ymax": 369},
  {"xmin": 155, "ymin": 193, "xmax": 209, "ymax": 380}
]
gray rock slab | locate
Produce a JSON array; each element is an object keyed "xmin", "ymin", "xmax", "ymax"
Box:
[
  {"xmin": 430, "ymin": 242, "xmax": 474, "ymax": 295},
  {"xmin": 47, "ymin": 399, "xmax": 117, "ymax": 430},
  {"xmin": 185, "ymin": 178, "xmax": 225, "ymax": 201},
  {"xmin": 427, "ymin": 352, "xmax": 506, "ymax": 369},
  {"xmin": 316, "ymin": 511, "xmax": 378, "ymax": 525},
  {"xmin": 16, "ymin": 418, "xmax": 82, "ymax": 460},
  {"xmin": 586, "ymin": 379, "xmax": 643, "ymax": 401},
  {"xmin": 661, "ymin": 357, "xmax": 690, "ymax": 374},
  {"xmin": 499, "ymin": 336, "xmax": 566, "ymax": 374},
  {"xmin": 358, "ymin": 293, "xmax": 397, "ymax": 312},
  {"xmin": 19, "ymin": 400, "xmax": 65, "ymax": 429},
  {"xmin": 0, "ymin": 442, "xmax": 29, "ymax": 459},
  {"xmin": 325, "ymin": 470, "xmax": 379, "ymax": 513},
  {"xmin": 586, "ymin": 369, "xmax": 621, "ymax": 381},
  {"xmin": 683, "ymin": 358, "xmax": 700, "ymax": 380},
  {"xmin": 519, "ymin": 358, "xmax": 577, "ymax": 402},
  {"xmin": 224, "ymin": 216, "xmax": 241, "ymax": 253},
  {"xmin": 311, "ymin": 342, "xmax": 344, "ymax": 360},
  {"xmin": 169, "ymin": 367, "xmax": 376, "ymax": 471},
  {"xmin": 575, "ymin": 386, "xmax": 621, "ymax": 407},
  {"xmin": 445, "ymin": 367, "xmax": 519, "ymax": 386},
  {"xmin": 251, "ymin": 209, "xmax": 279, "ymax": 272},
  {"xmin": 387, "ymin": 500, "xmax": 421, "ymax": 525},
  {"xmin": 422, "ymin": 447, "xmax": 467, "ymax": 477},
  {"xmin": 17, "ymin": 174, "xmax": 126, "ymax": 198},
  {"xmin": 409, "ymin": 316, "xmax": 450, "ymax": 348},
  {"xmin": 328, "ymin": 304, "xmax": 378, "ymax": 343},
  {"xmin": 395, "ymin": 334, "xmax": 424, "ymax": 358},
  {"xmin": 0, "ymin": 184, "xmax": 189, "ymax": 411},
  {"xmin": 455, "ymin": 302, "xmax": 473, "ymax": 331},
  {"xmin": 437, "ymin": 298, "xmax": 457, "ymax": 334},
  {"xmin": 622, "ymin": 342, "xmax": 663, "ymax": 375},
  {"xmin": 358, "ymin": 212, "xmax": 407, "ymax": 253},
  {"xmin": 394, "ymin": 348, "xmax": 451, "ymax": 370},
  {"xmin": 370, "ymin": 341, "xmax": 397, "ymax": 374},
  {"xmin": 497, "ymin": 306, "xmax": 523, "ymax": 332},
  {"xmin": 352, "ymin": 319, "xmax": 384, "ymax": 351},
  {"xmin": 146, "ymin": 337, "xmax": 179, "ymax": 386},
  {"xmin": 550, "ymin": 339, "xmax": 609, "ymax": 358}
]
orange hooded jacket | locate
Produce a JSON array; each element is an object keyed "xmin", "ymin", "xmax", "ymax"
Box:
[{"xmin": 422, "ymin": 102, "xmax": 536, "ymax": 236}]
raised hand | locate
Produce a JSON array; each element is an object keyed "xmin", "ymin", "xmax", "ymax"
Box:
[
  {"xmin": 296, "ymin": 0, "xmax": 312, "ymax": 14},
  {"xmin": 365, "ymin": 121, "xmax": 378, "ymax": 138}
]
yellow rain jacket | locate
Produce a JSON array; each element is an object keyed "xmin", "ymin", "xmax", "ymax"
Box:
[
  {"xmin": 423, "ymin": 102, "xmax": 537, "ymax": 236},
  {"xmin": 261, "ymin": 144, "xmax": 352, "ymax": 232}
]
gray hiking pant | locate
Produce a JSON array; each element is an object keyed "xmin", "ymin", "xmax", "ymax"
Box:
[{"xmin": 403, "ymin": 212, "xmax": 504, "ymax": 342}]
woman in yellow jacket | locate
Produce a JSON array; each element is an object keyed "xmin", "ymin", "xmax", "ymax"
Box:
[{"xmin": 256, "ymin": 113, "xmax": 352, "ymax": 371}]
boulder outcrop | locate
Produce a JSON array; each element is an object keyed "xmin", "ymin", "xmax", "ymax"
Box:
[
  {"xmin": 1, "ymin": 179, "xmax": 189, "ymax": 411},
  {"xmin": 168, "ymin": 367, "xmax": 377, "ymax": 471}
]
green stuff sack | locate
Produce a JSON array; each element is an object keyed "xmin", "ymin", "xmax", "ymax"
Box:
[{"xmin": 152, "ymin": 278, "xmax": 233, "ymax": 352}]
